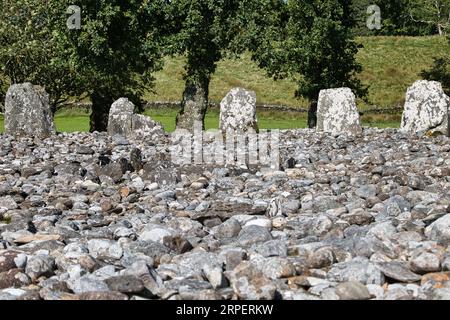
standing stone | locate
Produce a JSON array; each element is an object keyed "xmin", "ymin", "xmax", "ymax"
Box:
[
  {"xmin": 219, "ymin": 88, "xmax": 258, "ymax": 132},
  {"xmin": 316, "ymin": 87, "xmax": 362, "ymax": 135},
  {"xmin": 107, "ymin": 98, "xmax": 134, "ymax": 136},
  {"xmin": 400, "ymin": 80, "xmax": 449, "ymax": 136},
  {"xmin": 107, "ymin": 98, "xmax": 162, "ymax": 136},
  {"xmin": 5, "ymin": 83, "xmax": 55, "ymax": 137}
]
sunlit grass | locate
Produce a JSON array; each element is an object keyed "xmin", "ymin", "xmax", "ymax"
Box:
[
  {"xmin": 356, "ymin": 36, "xmax": 449, "ymax": 108},
  {"xmin": 146, "ymin": 36, "xmax": 450, "ymax": 110},
  {"xmin": 0, "ymin": 108, "xmax": 401, "ymax": 134}
]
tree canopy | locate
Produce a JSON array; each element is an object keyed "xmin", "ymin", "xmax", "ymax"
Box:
[
  {"xmin": 160, "ymin": 0, "xmax": 259, "ymax": 130},
  {"xmin": 0, "ymin": 0, "xmax": 166, "ymax": 131},
  {"xmin": 61, "ymin": 0, "xmax": 166, "ymax": 131},
  {"xmin": 422, "ymin": 34, "xmax": 450, "ymax": 95},
  {"xmin": 351, "ymin": 0, "xmax": 445, "ymax": 36},
  {"xmin": 251, "ymin": 0, "xmax": 367, "ymax": 127},
  {"xmin": 0, "ymin": 0, "xmax": 81, "ymax": 112},
  {"xmin": 409, "ymin": 0, "xmax": 450, "ymax": 36}
]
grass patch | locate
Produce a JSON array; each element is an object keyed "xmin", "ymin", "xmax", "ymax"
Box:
[
  {"xmin": 361, "ymin": 113, "xmax": 402, "ymax": 128},
  {"xmin": 356, "ymin": 36, "xmax": 450, "ymax": 109},
  {"xmin": 147, "ymin": 108, "xmax": 400, "ymax": 132},
  {"xmin": 145, "ymin": 36, "xmax": 450, "ymax": 110},
  {"xmin": 144, "ymin": 108, "xmax": 310, "ymax": 132},
  {"xmin": 54, "ymin": 116, "xmax": 90, "ymax": 132},
  {"xmin": 0, "ymin": 108, "xmax": 400, "ymax": 133},
  {"xmin": 144, "ymin": 55, "xmax": 304, "ymax": 108},
  {"xmin": 0, "ymin": 111, "xmax": 91, "ymax": 133}
]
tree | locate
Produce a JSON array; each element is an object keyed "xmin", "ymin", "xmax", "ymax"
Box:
[
  {"xmin": 0, "ymin": 0, "xmax": 166, "ymax": 132},
  {"xmin": 351, "ymin": 0, "xmax": 376, "ymax": 36},
  {"xmin": 0, "ymin": 0, "xmax": 82, "ymax": 113},
  {"xmin": 422, "ymin": 36, "xmax": 450, "ymax": 94},
  {"xmin": 409, "ymin": 0, "xmax": 450, "ymax": 36},
  {"xmin": 252, "ymin": 0, "xmax": 367, "ymax": 128},
  {"xmin": 162, "ymin": 0, "xmax": 258, "ymax": 131},
  {"xmin": 60, "ymin": 0, "xmax": 166, "ymax": 132},
  {"xmin": 0, "ymin": 78, "xmax": 5, "ymax": 112},
  {"xmin": 350, "ymin": 0, "xmax": 438, "ymax": 36}
]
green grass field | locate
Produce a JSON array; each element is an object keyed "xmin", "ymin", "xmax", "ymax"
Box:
[
  {"xmin": 0, "ymin": 109, "xmax": 399, "ymax": 133},
  {"xmin": 145, "ymin": 36, "xmax": 450, "ymax": 109},
  {"xmin": 1, "ymin": 36, "xmax": 446, "ymax": 132},
  {"xmin": 356, "ymin": 36, "xmax": 449, "ymax": 108}
]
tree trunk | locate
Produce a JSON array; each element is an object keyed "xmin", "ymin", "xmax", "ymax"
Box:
[
  {"xmin": 90, "ymin": 91, "xmax": 113, "ymax": 132},
  {"xmin": 176, "ymin": 78, "xmax": 209, "ymax": 131},
  {"xmin": 307, "ymin": 99, "xmax": 318, "ymax": 129}
]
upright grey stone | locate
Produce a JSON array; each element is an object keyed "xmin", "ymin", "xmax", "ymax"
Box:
[
  {"xmin": 107, "ymin": 98, "xmax": 163, "ymax": 137},
  {"xmin": 108, "ymin": 98, "xmax": 134, "ymax": 136},
  {"xmin": 5, "ymin": 83, "xmax": 55, "ymax": 137},
  {"xmin": 317, "ymin": 87, "xmax": 362, "ymax": 135},
  {"xmin": 219, "ymin": 88, "xmax": 258, "ymax": 132},
  {"xmin": 400, "ymin": 80, "xmax": 449, "ymax": 136}
]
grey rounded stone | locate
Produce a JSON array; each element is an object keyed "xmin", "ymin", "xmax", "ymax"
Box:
[
  {"xmin": 336, "ymin": 281, "xmax": 371, "ymax": 300},
  {"xmin": 237, "ymin": 225, "xmax": 273, "ymax": 246},
  {"xmin": 219, "ymin": 88, "xmax": 258, "ymax": 132},
  {"xmin": 25, "ymin": 255, "xmax": 55, "ymax": 282},
  {"xmin": 212, "ymin": 219, "xmax": 241, "ymax": 239},
  {"xmin": 409, "ymin": 252, "xmax": 441, "ymax": 274},
  {"xmin": 316, "ymin": 88, "xmax": 362, "ymax": 135},
  {"xmin": 400, "ymin": 80, "xmax": 449, "ymax": 136},
  {"xmin": 104, "ymin": 275, "xmax": 144, "ymax": 293}
]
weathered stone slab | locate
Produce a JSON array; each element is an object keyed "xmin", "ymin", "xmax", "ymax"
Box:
[
  {"xmin": 5, "ymin": 83, "xmax": 55, "ymax": 137},
  {"xmin": 219, "ymin": 88, "xmax": 258, "ymax": 132},
  {"xmin": 107, "ymin": 98, "xmax": 163, "ymax": 136},
  {"xmin": 317, "ymin": 87, "xmax": 362, "ymax": 135},
  {"xmin": 401, "ymin": 80, "xmax": 449, "ymax": 136}
]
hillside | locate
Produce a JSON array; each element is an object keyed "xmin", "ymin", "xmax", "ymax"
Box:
[{"xmin": 145, "ymin": 36, "xmax": 450, "ymax": 109}]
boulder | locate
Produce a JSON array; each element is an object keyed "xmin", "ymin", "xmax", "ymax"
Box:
[
  {"xmin": 316, "ymin": 87, "xmax": 362, "ymax": 135},
  {"xmin": 400, "ymin": 80, "xmax": 449, "ymax": 136},
  {"xmin": 219, "ymin": 88, "xmax": 258, "ymax": 132},
  {"xmin": 107, "ymin": 98, "xmax": 163, "ymax": 136},
  {"xmin": 228, "ymin": 261, "xmax": 276, "ymax": 300},
  {"xmin": 425, "ymin": 214, "xmax": 450, "ymax": 245},
  {"xmin": 25, "ymin": 255, "xmax": 56, "ymax": 282},
  {"xmin": 4, "ymin": 83, "xmax": 55, "ymax": 137}
]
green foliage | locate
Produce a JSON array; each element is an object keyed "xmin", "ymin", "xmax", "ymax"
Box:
[
  {"xmin": 421, "ymin": 57, "xmax": 450, "ymax": 94},
  {"xmin": 144, "ymin": 36, "xmax": 450, "ymax": 109},
  {"xmin": 351, "ymin": 0, "xmax": 375, "ymax": 36},
  {"xmin": 252, "ymin": 0, "xmax": 367, "ymax": 102},
  {"xmin": 59, "ymin": 1, "xmax": 167, "ymax": 130},
  {"xmin": 0, "ymin": 0, "xmax": 81, "ymax": 111},
  {"xmin": 351, "ymin": 0, "xmax": 439, "ymax": 36},
  {"xmin": 376, "ymin": 0, "xmax": 426, "ymax": 35},
  {"xmin": 409, "ymin": 0, "xmax": 450, "ymax": 35},
  {"xmin": 0, "ymin": 1, "xmax": 166, "ymax": 130},
  {"xmin": 421, "ymin": 36, "xmax": 450, "ymax": 94},
  {"xmin": 159, "ymin": 0, "xmax": 266, "ymax": 129},
  {"xmin": 63, "ymin": 0, "xmax": 164, "ymax": 100},
  {"xmin": 162, "ymin": 0, "xmax": 256, "ymax": 82}
]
